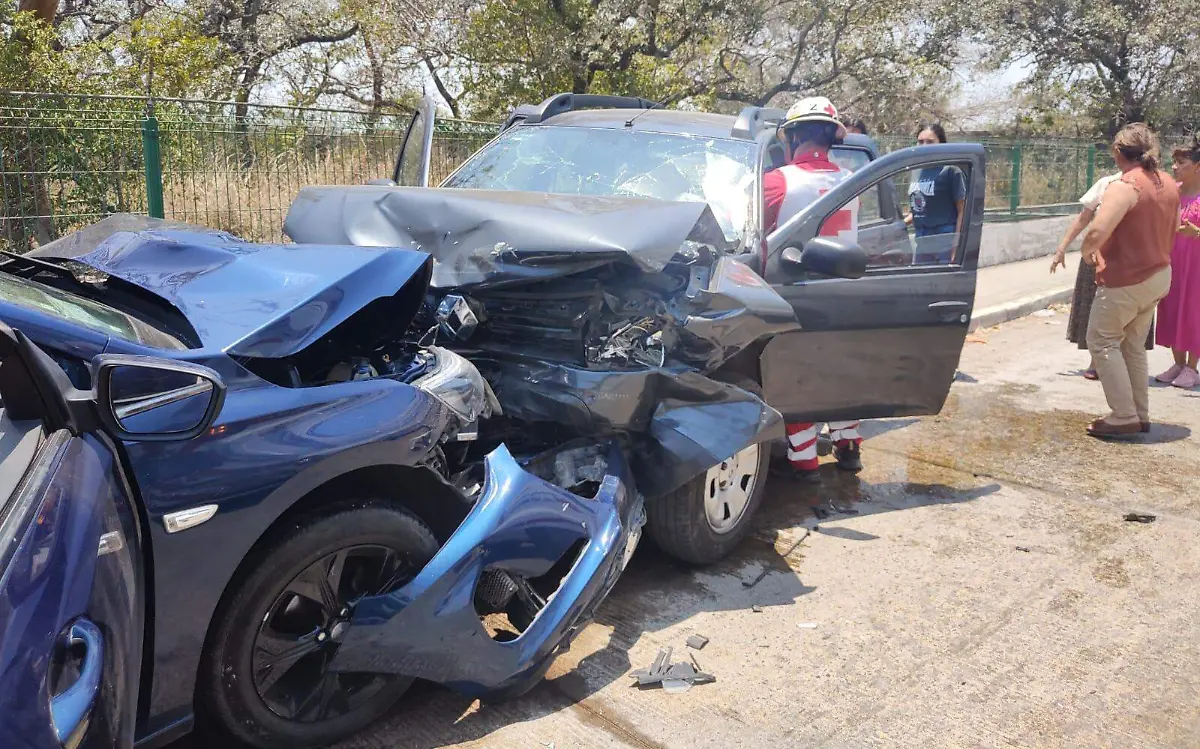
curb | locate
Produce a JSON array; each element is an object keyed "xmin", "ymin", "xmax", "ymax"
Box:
[{"xmin": 969, "ymin": 287, "xmax": 1074, "ymax": 332}]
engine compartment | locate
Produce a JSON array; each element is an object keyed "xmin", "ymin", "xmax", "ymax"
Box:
[
  {"xmin": 238, "ymin": 254, "xmax": 715, "ymax": 421},
  {"xmin": 425, "ymin": 261, "xmax": 703, "ymax": 370}
]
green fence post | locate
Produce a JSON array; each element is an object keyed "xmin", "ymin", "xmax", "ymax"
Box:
[
  {"xmin": 1086, "ymin": 144, "xmax": 1095, "ymax": 189},
  {"xmin": 1080, "ymin": 144, "xmax": 1089, "ymax": 199},
  {"xmin": 1009, "ymin": 144, "xmax": 1022, "ymax": 215},
  {"xmin": 142, "ymin": 108, "xmax": 165, "ymax": 219}
]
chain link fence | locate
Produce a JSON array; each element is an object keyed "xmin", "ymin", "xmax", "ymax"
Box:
[
  {"xmin": 1, "ymin": 91, "xmax": 1165, "ymax": 252},
  {"xmin": 874, "ymin": 135, "xmax": 1119, "ymax": 221},
  {"xmin": 1, "ymin": 91, "xmax": 496, "ymax": 249}
]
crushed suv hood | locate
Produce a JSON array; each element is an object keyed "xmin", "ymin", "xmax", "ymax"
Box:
[
  {"xmin": 284, "ymin": 186, "xmax": 730, "ymax": 290},
  {"xmin": 285, "ymin": 186, "xmax": 800, "ymax": 495},
  {"xmin": 31, "ymin": 214, "xmax": 432, "ymax": 358}
]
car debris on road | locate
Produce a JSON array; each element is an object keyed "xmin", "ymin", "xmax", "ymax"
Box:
[{"xmin": 630, "ymin": 647, "xmax": 716, "ymax": 692}]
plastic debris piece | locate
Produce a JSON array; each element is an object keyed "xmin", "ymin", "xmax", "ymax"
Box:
[
  {"xmin": 1032, "ymin": 309, "xmax": 1055, "ymax": 317},
  {"xmin": 797, "ymin": 622, "xmax": 818, "ymax": 629},
  {"xmin": 1124, "ymin": 513, "xmax": 1156, "ymax": 523},
  {"xmin": 686, "ymin": 634, "xmax": 709, "ymax": 650},
  {"xmin": 751, "ymin": 605, "xmax": 763, "ymax": 613},
  {"xmin": 1016, "ymin": 546, "xmax": 1031, "ymax": 552},
  {"xmin": 629, "ymin": 647, "xmax": 715, "ymax": 691}
]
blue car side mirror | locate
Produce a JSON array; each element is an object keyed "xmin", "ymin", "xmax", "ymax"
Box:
[{"xmin": 92, "ymin": 355, "xmax": 226, "ymax": 442}]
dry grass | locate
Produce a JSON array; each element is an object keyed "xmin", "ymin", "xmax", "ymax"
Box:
[{"xmin": 159, "ymin": 138, "xmax": 485, "ymax": 242}]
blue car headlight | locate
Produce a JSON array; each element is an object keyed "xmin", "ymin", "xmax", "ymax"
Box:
[{"xmin": 411, "ymin": 346, "xmax": 502, "ymax": 425}]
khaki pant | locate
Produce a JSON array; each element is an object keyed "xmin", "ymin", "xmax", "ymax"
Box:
[{"xmin": 1087, "ymin": 266, "xmax": 1172, "ymax": 422}]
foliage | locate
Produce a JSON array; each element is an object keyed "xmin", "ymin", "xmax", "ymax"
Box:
[
  {"xmin": 1, "ymin": 4, "xmax": 226, "ymax": 97},
  {"xmin": 454, "ymin": 0, "xmax": 960, "ymax": 125},
  {"xmin": 0, "ymin": 7, "xmax": 226, "ymax": 249},
  {"xmin": 973, "ymin": 0, "xmax": 1200, "ymax": 135},
  {"xmin": 456, "ymin": 0, "xmax": 734, "ymax": 118}
]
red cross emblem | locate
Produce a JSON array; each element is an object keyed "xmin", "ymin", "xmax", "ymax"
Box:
[
  {"xmin": 824, "ymin": 104, "xmax": 837, "ymax": 117},
  {"xmin": 816, "ymin": 188, "xmax": 852, "ymax": 237}
]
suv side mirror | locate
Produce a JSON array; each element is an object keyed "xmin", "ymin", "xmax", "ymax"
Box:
[
  {"xmin": 93, "ymin": 355, "xmax": 226, "ymax": 442},
  {"xmin": 781, "ymin": 238, "xmax": 868, "ymax": 279}
]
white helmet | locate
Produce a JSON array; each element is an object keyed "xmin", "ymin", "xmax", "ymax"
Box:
[{"xmin": 782, "ymin": 96, "xmax": 846, "ymax": 138}]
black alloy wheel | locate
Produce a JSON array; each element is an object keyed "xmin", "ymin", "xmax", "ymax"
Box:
[
  {"xmin": 200, "ymin": 503, "xmax": 439, "ymax": 749},
  {"xmin": 252, "ymin": 544, "xmax": 415, "ymax": 722}
]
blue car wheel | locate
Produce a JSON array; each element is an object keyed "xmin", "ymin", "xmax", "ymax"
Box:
[{"xmin": 199, "ymin": 503, "xmax": 439, "ymax": 749}]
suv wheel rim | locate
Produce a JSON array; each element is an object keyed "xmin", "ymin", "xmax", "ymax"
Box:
[
  {"xmin": 703, "ymin": 443, "xmax": 760, "ymax": 534},
  {"xmin": 251, "ymin": 544, "xmax": 415, "ymax": 722}
]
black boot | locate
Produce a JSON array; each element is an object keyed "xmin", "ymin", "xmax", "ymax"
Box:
[
  {"xmin": 770, "ymin": 464, "xmax": 822, "ymax": 484},
  {"xmin": 834, "ymin": 443, "xmax": 863, "ymax": 473}
]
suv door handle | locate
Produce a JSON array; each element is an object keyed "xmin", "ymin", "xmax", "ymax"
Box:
[
  {"xmin": 50, "ymin": 618, "xmax": 104, "ymax": 748},
  {"xmin": 929, "ymin": 300, "xmax": 969, "ymax": 323}
]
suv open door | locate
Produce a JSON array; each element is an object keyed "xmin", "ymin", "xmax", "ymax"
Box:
[
  {"xmin": 758, "ymin": 143, "xmax": 986, "ymax": 422},
  {"xmin": 385, "ymin": 96, "xmax": 437, "ymax": 188}
]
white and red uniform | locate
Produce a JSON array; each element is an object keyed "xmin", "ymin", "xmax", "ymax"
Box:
[
  {"xmin": 763, "ymin": 149, "xmax": 859, "ymax": 237},
  {"xmin": 763, "ymin": 149, "xmax": 863, "ymax": 472}
]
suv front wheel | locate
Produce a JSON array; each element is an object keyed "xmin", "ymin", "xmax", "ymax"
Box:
[{"xmin": 645, "ymin": 377, "xmax": 770, "ymax": 565}]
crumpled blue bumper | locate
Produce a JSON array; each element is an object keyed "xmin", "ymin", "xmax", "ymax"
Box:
[{"xmin": 327, "ymin": 440, "xmax": 642, "ymax": 696}]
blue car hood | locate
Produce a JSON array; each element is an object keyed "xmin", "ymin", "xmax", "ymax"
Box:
[{"xmin": 30, "ymin": 214, "xmax": 433, "ymax": 358}]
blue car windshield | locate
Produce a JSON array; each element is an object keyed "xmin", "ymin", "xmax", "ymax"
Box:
[
  {"xmin": 443, "ymin": 126, "xmax": 759, "ymax": 244},
  {"xmin": 0, "ymin": 271, "xmax": 184, "ymax": 350}
]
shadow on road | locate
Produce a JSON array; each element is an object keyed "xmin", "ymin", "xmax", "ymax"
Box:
[{"xmin": 317, "ymin": 459, "xmax": 1002, "ymax": 748}]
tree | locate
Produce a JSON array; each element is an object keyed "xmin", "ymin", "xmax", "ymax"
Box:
[
  {"xmin": 16, "ymin": 0, "xmax": 57, "ymax": 23},
  {"xmin": 198, "ymin": 0, "xmax": 359, "ymax": 110},
  {"xmin": 711, "ymin": 0, "xmax": 957, "ymax": 108},
  {"xmin": 277, "ymin": 0, "xmax": 469, "ymax": 117},
  {"xmin": 975, "ymin": 0, "xmax": 1199, "ymax": 135},
  {"xmin": 457, "ymin": 0, "xmax": 743, "ymax": 118},
  {"xmin": 452, "ymin": 0, "xmax": 962, "ymax": 124},
  {"xmin": 1, "ymin": 6, "xmax": 223, "ymax": 248}
]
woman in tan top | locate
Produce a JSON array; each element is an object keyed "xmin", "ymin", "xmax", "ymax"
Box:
[{"xmin": 1080, "ymin": 123, "xmax": 1180, "ymax": 438}]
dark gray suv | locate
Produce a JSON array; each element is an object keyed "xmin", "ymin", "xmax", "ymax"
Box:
[{"xmin": 373, "ymin": 93, "xmax": 987, "ymax": 564}]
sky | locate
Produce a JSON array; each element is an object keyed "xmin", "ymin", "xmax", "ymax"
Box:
[{"xmin": 949, "ymin": 56, "xmax": 1035, "ymax": 129}]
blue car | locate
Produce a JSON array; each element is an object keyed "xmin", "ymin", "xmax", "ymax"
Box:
[{"xmin": 0, "ymin": 198, "xmax": 796, "ymax": 748}]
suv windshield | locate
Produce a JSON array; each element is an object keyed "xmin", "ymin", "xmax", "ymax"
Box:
[{"xmin": 443, "ymin": 126, "xmax": 758, "ymax": 244}]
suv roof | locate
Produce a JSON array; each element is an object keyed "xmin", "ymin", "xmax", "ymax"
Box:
[
  {"xmin": 529, "ymin": 109, "xmax": 745, "ymax": 140},
  {"xmin": 501, "ymin": 93, "xmax": 879, "ymax": 150}
]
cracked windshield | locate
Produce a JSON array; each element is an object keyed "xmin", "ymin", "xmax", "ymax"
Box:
[{"xmin": 443, "ymin": 127, "xmax": 758, "ymax": 244}]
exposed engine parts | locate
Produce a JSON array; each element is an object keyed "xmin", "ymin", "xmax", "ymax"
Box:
[{"xmin": 594, "ymin": 317, "xmax": 665, "ymax": 368}]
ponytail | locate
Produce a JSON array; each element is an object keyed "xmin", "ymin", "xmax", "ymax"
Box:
[{"xmin": 1112, "ymin": 123, "xmax": 1161, "ymax": 174}]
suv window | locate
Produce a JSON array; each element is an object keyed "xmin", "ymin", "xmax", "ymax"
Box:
[
  {"xmin": 831, "ymin": 146, "xmax": 884, "ymax": 225},
  {"xmin": 443, "ymin": 126, "xmax": 759, "ymax": 244}
]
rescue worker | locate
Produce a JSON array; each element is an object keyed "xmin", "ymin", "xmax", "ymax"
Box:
[{"xmin": 763, "ymin": 96, "xmax": 864, "ymax": 480}]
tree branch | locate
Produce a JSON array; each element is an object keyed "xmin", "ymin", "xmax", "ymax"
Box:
[
  {"xmin": 267, "ymin": 23, "xmax": 360, "ymax": 59},
  {"xmin": 424, "ymin": 56, "xmax": 462, "ymax": 117}
]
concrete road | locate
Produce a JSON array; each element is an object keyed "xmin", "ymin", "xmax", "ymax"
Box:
[{"xmin": 187, "ymin": 309, "xmax": 1200, "ymax": 748}]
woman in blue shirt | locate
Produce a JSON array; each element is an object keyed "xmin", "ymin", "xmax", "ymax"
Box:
[{"xmin": 906, "ymin": 123, "xmax": 967, "ymax": 263}]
